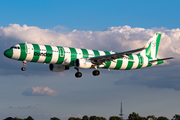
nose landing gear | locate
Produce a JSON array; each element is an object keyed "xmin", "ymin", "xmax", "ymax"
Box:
[{"xmin": 21, "ymin": 61, "xmax": 27, "ymax": 71}]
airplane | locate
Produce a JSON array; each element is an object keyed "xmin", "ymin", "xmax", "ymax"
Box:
[{"xmin": 4, "ymin": 33, "xmax": 173, "ymax": 78}]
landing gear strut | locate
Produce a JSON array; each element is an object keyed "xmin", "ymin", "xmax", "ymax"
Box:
[
  {"xmin": 21, "ymin": 61, "xmax": 26, "ymax": 71},
  {"xmin": 74, "ymin": 67, "xmax": 82, "ymax": 78},
  {"xmin": 92, "ymin": 66, "xmax": 100, "ymax": 76}
]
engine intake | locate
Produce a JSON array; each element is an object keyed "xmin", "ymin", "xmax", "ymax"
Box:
[{"xmin": 75, "ymin": 59, "xmax": 92, "ymax": 69}]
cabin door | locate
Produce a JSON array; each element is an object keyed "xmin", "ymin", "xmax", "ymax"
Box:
[{"xmin": 59, "ymin": 47, "xmax": 64, "ymax": 57}]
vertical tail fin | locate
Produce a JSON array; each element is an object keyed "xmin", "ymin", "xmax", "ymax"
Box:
[{"xmin": 141, "ymin": 33, "xmax": 161, "ymax": 59}]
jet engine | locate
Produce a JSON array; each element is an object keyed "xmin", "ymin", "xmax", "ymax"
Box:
[
  {"xmin": 49, "ymin": 64, "xmax": 69, "ymax": 72},
  {"xmin": 75, "ymin": 58, "xmax": 92, "ymax": 69}
]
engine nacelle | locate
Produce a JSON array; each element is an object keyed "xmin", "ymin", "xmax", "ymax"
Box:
[
  {"xmin": 49, "ymin": 64, "xmax": 69, "ymax": 72},
  {"xmin": 75, "ymin": 58, "xmax": 92, "ymax": 69}
]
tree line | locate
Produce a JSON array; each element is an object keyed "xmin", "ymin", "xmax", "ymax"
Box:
[{"xmin": 3, "ymin": 112, "xmax": 180, "ymax": 120}]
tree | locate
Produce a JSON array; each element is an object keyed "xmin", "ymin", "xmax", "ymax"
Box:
[
  {"xmin": 172, "ymin": 115, "xmax": 180, "ymax": 120},
  {"xmin": 4, "ymin": 117, "xmax": 15, "ymax": 120},
  {"xmin": 82, "ymin": 115, "xmax": 89, "ymax": 120},
  {"xmin": 50, "ymin": 117, "xmax": 60, "ymax": 120},
  {"xmin": 68, "ymin": 117, "xmax": 81, "ymax": 120},
  {"xmin": 141, "ymin": 117, "xmax": 147, "ymax": 120},
  {"xmin": 90, "ymin": 116, "xmax": 98, "ymax": 120},
  {"xmin": 26, "ymin": 116, "xmax": 34, "ymax": 120},
  {"xmin": 147, "ymin": 115, "xmax": 157, "ymax": 120},
  {"xmin": 157, "ymin": 116, "xmax": 168, "ymax": 120},
  {"xmin": 128, "ymin": 112, "xmax": 143, "ymax": 120},
  {"xmin": 14, "ymin": 117, "xmax": 24, "ymax": 120},
  {"xmin": 109, "ymin": 116, "xmax": 122, "ymax": 120},
  {"xmin": 89, "ymin": 116, "xmax": 106, "ymax": 120},
  {"xmin": 68, "ymin": 117, "xmax": 76, "ymax": 120},
  {"xmin": 97, "ymin": 117, "xmax": 106, "ymax": 120},
  {"xmin": 100, "ymin": 117, "xmax": 107, "ymax": 120}
]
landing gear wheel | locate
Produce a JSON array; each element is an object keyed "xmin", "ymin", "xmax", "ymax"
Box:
[
  {"xmin": 75, "ymin": 72, "xmax": 82, "ymax": 78},
  {"xmin": 21, "ymin": 67, "xmax": 26, "ymax": 71},
  {"xmin": 21, "ymin": 61, "xmax": 27, "ymax": 71},
  {"xmin": 92, "ymin": 70, "xmax": 100, "ymax": 76}
]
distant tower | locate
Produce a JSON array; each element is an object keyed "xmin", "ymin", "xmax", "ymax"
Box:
[{"xmin": 119, "ymin": 100, "xmax": 123, "ymax": 119}]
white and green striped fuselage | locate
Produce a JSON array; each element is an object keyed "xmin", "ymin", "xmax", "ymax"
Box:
[
  {"xmin": 5, "ymin": 33, "xmax": 172, "ymax": 77},
  {"xmin": 6, "ymin": 43, "xmax": 163, "ymax": 70}
]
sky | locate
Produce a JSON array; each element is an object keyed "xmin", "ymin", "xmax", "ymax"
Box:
[{"xmin": 0, "ymin": 0, "xmax": 180, "ymax": 120}]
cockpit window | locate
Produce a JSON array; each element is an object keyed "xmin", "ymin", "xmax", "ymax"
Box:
[{"xmin": 10, "ymin": 46, "xmax": 20, "ymax": 49}]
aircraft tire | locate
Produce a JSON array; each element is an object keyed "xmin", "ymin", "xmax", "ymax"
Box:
[
  {"xmin": 92, "ymin": 70, "xmax": 100, "ymax": 76},
  {"xmin": 75, "ymin": 72, "xmax": 82, "ymax": 78},
  {"xmin": 21, "ymin": 67, "xmax": 26, "ymax": 71}
]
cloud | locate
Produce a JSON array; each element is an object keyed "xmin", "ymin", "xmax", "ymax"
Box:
[
  {"xmin": 114, "ymin": 66, "xmax": 180, "ymax": 90},
  {"xmin": 9, "ymin": 105, "xmax": 35, "ymax": 109},
  {"xmin": 1, "ymin": 24, "xmax": 179, "ymax": 75},
  {"xmin": 22, "ymin": 87, "xmax": 59, "ymax": 96},
  {"xmin": 1, "ymin": 24, "xmax": 180, "ymax": 90},
  {"xmin": 51, "ymin": 25, "xmax": 70, "ymax": 33},
  {"xmin": 1, "ymin": 24, "xmax": 180, "ymax": 59}
]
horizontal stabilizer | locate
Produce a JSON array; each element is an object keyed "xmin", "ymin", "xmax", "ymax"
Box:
[{"xmin": 149, "ymin": 57, "xmax": 174, "ymax": 63}]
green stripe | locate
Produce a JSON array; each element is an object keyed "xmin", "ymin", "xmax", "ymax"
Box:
[
  {"xmin": 56, "ymin": 46, "xmax": 65, "ymax": 64},
  {"xmin": 125, "ymin": 55, "xmax": 134, "ymax": 70},
  {"xmin": 44, "ymin": 45, "xmax": 53, "ymax": 63},
  {"xmin": 19, "ymin": 43, "xmax": 27, "ymax": 61},
  {"xmin": 103, "ymin": 51, "xmax": 111, "ymax": 68},
  {"xmin": 93, "ymin": 50, "xmax": 100, "ymax": 57},
  {"xmin": 81, "ymin": 49, "xmax": 89, "ymax": 58},
  {"xmin": 136, "ymin": 54, "xmax": 143, "ymax": 69},
  {"xmin": 147, "ymin": 57, "xmax": 153, "ymax": 67},
  {"xmin": 5, "ymin": 49, "xmax": 13, "ymax": 58},
  {"xmin": 31, "ymin": 44, "xmax": 40, "ymax": 62},
  {"xmin": 146, "ymin": 42, "xmax": 151, "ymax": 57},
  {"xmin": 157, "ymin": 60, "xmax": 163, "ymax": 64},
  {"xmin": 114, "ymin": 58, "xmax": 123, "ymax": 70},
  {"xmin": 147, "ymin": 63, "xmax": 152, "ymax": 67},
  {"xmin": 147, "ymin": 59, "xmax": 163, "ymax": 67},
  {"xmin": 155, "ymin": 33, "xmax": 161, "ymax": 58},
  {"xmin": 69, "ymin": 47, "xmax": 77, "ymax": 66},
  {"xmin": 92, "ymin": 50, "xmax": 100, "ymax": 68}
]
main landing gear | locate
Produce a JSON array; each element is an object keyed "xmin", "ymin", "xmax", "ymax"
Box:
[
  {"xmin": 21, "ymin": 61, "xmax": 26, "ymax": 71},
  {"xmin": 92, "ymin": 66, "xmax": 100, "ymax": 76},
  {"xmin": 75, "ymin": 67, "xmax": 82, "ymax": 78},
  {"xmin": 92, "ymin": 70, "xmax": 100, "ymax": 76},
  {"xmin": 74, "ymin": 67, "xmax": 100, "ymax": 78}
]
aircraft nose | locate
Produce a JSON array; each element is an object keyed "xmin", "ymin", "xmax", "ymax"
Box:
[{"xmin": 4, "ymin": 49, "xmax": 13, "ymax": 58}]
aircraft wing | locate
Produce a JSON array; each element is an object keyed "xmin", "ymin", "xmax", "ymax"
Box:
[{"xmin": 89, "ymin": 47, "xmax": 146, "ymax": 65}]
